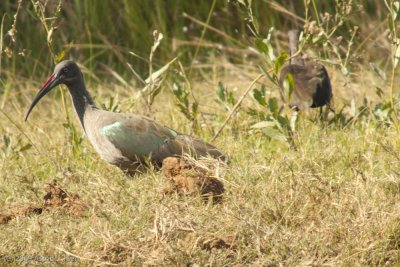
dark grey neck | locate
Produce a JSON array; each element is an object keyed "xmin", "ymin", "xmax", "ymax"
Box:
[
  {"xmin": 288, "ymin": 30, "xmax": 304, "ymax": 66},
  {"xmin": 67, "ymin": 79, "xmax": 96, "ymax": 133}
]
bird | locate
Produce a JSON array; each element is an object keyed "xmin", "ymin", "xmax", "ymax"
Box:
[
  {"xmin": 25, "ymin": 60, "xmax": 227, "ymax": 174},
  {"xmin": 279, "ymin": 30, "xmax": 332, "ymax": 110}
]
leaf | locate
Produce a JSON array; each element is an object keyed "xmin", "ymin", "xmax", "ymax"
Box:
[
  {"xmin": 247, "ymin": 108, "xmax": 267, "ymax": 120},
  {"xmin": 262, "ymin": 126, "xmax": 287, "ymax": 142},
  {"xmin": 177, "ymin": 103, "xmax": 190, "ymax": 119},
  {"xmin": 56, "ymin": 50, "xmax": 65, "ymax": 63},
  {"xmin": 369, "ymin": 62, "xmax": 387, "ymax": 80},
  {"xmin": 150, "ymin": 85, "xmax": 162, "ymax": 103},
  {"xmin": 394, "ymin": 41, "xmax": 400, "ymax": 68},
  {"xmin": 276, "ymin": 115, "xmax": 289, "ymax": 130},
  {"xmin": 274, "ymin": 51, "xmax": 287, "ymax": 74},
  {"xmin": 268, "ymin": 97, "xmax": 279, "ymax": 118},
  {"xmin": 151, "ymin": 31, "xmax": 164, "ymax": 55},
  {"xmin": 282, "ymin": 73, "xmax": 294, "ymax": 102},
  {"xmin": 47, "ymin": 26, "xmax": 56, "ymax": 43},
  {"xmin": 375, "ymin": 87, "xmax": 384, "ymax": 98},
  {"xmin": 341, "ymin": 67, "xmax": 349, "ymax": 76},
  {"xmin": 216, "ymin": 82, "xmax": 226, "ymax": 102},
  {"xmin": 392, "ymin": 0, "xmax": 400, "ymax": 21},
  {"xmin": 55, "ymin": 43, "xmax": 72, "ymax": 63},
  {"xmin": 227, "ymin": 91, "xmax": 235, "ymax": 105},
  {"xmin": 374, "ymin": 108, "xmax": 390, "ymax": 121},
  {"xmin": 216, "ymin": 82, "xmax": 235, "ymax": 108},
  {"xmin": 251, "ymin": 121, "xmax": 276, "ymax": 129},
  {"xmin": 267, "ymin": 43, "xmax": 275, "ymax": 61},
  {"xmin": 109, "ymin": 97, "xmax": 114, "ymax": 110},
  {"xmin": 237, "ymin": 0, "xmax": 247, "ymax": 6},
  {"xmin": 252, "ymin": 87, "xmax": 266, "ymax": 106},
  {"xmin": 3, "ymin": 135, "xmax": 10, "ymax": 148},
  {"xmin": 312, "ymin": 33, "xmax": 324, "ymax": 44},
  {"xmin": 145, "ymin": 57, "xmax": 177, "ymax": 84},
  {"xmin": 192, "ymin": 102, "xmax": 198, "ymax": 119},
  {"xmin": 255, "ymin": 38, "xmax": 269, "ymax": 55}
]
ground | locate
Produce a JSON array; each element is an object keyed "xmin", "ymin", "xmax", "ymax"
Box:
[{"xmin": 0, "ymin": 61, "xmax": 400, "ymax": 266}]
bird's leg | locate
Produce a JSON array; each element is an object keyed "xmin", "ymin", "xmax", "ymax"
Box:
[{"xmin": 319, "ymin": 106, "xmax": 323, "ymax": 121}]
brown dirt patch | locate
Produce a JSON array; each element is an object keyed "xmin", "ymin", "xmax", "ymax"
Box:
[
  {"xmin": 162, "ymin": 157, "xmax": 225, "ymax": 203},
  {"xmin": 0, "ymin": 181, "xmax": 86, "ymax": 225},
  {"xmin": 200, "ymin": 235, "xmax": 237, "ymax": 251},
  {"xmin": 43, "ymin": 181, "xmax": 86, "ymax": 216},
  {"xmin": 0, "ymin": 206, "xmax": 43, "ymax": 224}
]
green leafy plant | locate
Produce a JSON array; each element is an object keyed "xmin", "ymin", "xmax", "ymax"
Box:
[
  {"xmin": 327, "ymin": 86, "xmax": 398, "ymax": 128},
  {"xmin": 172, "ymin": 82, "xmax": 199, "ymax": 133},
  {"xmin": 215, "ymin": 82, "xmax": 237, "ymax": 111},
  {"xmin": 246, "ymin": 15, "xmax": 299, "ymax": 147},
  {"xmin": 62, "ymin": 123, "xmax": 84, "ymax": 157},
  {"xmin": 1, "ymin": 134, "xmax": 32, "ymax": 160},
  {"xmin": 247, "ymin": 86, "xmax": 297, "ymax": 147},
  {"xmin": 128, "ymin": 31, "xmax": 177, "ymax": 112}
]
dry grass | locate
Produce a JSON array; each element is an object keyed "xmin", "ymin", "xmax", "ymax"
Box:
[{"xmin": 1, "ymin": 61, "xmax": 400, "ymax": 266}]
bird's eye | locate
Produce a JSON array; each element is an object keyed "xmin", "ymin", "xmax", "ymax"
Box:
[{"xmin": 62, "ymin": 68, "xmax": 69, "ymax": 73}]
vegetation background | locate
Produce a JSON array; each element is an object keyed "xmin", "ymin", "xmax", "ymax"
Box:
[{"xmin": 0, "ymin": 0, "xmax": 400, "ymax": 265}]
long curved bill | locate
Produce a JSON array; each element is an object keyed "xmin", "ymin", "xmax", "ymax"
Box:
[{"xmin": 25, "ymin": 73, "xmax": 59, "ymax": 121}]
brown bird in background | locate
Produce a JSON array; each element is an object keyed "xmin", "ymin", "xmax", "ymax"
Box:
[{"xmin": 279, "ymin": 30, "xmax": 332, "ymax": 110}]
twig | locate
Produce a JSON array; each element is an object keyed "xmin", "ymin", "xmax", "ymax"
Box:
[
  {"xmin": 377, "ymin": 139, "xmax": 400, "ymax": 162},
  {"xmin": 266, "ymin": 0, "xmax": 306, "ymax": 23},
  {"xmin": 182, "ymin": 12, "xmax": 242, "ymax": 47},
  {"xmin": 211, "ymin": 73, "xmax": 265, "ymax": 142},
  {"xmin": 187, "ymin": 0, "xmax": 217, "ymax": 78},
  {"xmin": 55, "ymin": 246, "xmax": 119, "ymax": 266},
  {"xmin": 173, "ymin": 39, "xmax": 257, "ymax": 55}
]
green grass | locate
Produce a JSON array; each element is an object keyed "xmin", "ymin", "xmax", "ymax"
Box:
[
  {"xmin": 0, "ymin": 0, "xmax": 392, "ymax": 79},
  {"xmin": 1, "ymin": 62, "xmax": 400, "ymax": 265}
]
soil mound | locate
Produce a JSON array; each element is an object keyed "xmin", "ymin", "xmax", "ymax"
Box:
[
  {"xmin": 162, "ymin": 157, "xmax": 225, "ymax": 203},
  {"xmin": 0, "ymin": 181, "xmax": 86, "ymax": 224}
]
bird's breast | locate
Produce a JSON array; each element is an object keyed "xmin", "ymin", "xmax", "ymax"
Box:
[{"xmin": 84, "ymin": 119, "xmax": 128, "ymax": 165}]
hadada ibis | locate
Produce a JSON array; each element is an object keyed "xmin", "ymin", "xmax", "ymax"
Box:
[
  {"xmin": 279, "ymin": 30, "xmax": 332, "ymax": 110},
  {"xmin": 25, "ymin": 60, "xmax": 227, "ymax": 174}
]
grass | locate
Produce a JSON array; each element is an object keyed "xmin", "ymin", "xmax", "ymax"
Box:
[
  {"xmin": 1, "ymin": 0, "xmax": 400, "ymax": 265},
  {"xmin": 0, "ymin": 1, "xmax": 392, "ymax": 78},
  {"xmin": 1, "ymin": 60, "xmax": 400, "ymax": 265}
]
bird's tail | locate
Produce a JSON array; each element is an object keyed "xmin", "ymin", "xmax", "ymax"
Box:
[{"xmin": 152, "ymin": 134, "xmax": 229, "ymax": 164}]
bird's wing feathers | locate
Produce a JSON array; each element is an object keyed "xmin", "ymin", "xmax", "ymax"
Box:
[
  {"xmin": 151, "ymin": 134, "xmax": 226, "ymax": 164},
  {"xmin": 279, "ymin": 63, "xmax": 329, "ymax": 109},
  {"xmin": 100, "ymin": 114, "xmax": 176, "ymax": 159},
  {"xmin": 100, "ymin": 113, "xmax": 225, "ymax": 165}
]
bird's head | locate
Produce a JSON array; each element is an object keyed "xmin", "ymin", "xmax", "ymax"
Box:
[{"xmin": 25, "ymin": 60, "xmax": 82, "ymax": 121}]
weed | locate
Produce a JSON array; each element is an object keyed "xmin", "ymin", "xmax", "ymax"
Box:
[
  {"xmin": 172, "ymin": 82, "xmax": 199, "ymax": 134},
  {"xmin": 215, "ymin": 82, "xmax": 237, "ymax": 111}
]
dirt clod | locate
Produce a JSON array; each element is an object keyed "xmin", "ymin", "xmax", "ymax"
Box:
[
  {"xmin": 0, "ymin": 205, "xmax": 43, "ymax": 224},
  {"xmin": 200, "ymin": 235, "xmax": 236, "ymax": 251},
  {"xmin": 43, "ymin": 181, "xmax": 86, "ymax": 216},
  {"xmin": 0, "ymin": 181, "xmax": 86, "ymax": 224},
  {"xmin": 162, "ymin": 157, "xmax": 225, "ymax": 203}
]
